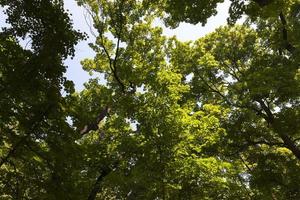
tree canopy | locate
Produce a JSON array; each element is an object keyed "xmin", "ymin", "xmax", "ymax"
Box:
[{"xmin": 0, "ymin": 0, "xmax": 300, "ymax": 199}]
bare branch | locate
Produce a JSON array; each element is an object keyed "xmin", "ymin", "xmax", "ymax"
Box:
[{"xmin": 83, "ymin": 6, "xmax": 98, "ymax": 39}]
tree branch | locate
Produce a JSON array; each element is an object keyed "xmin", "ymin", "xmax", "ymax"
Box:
[
  {"xmin": 239, "ymin": 155, "xmax": 252, "ymax": 172},
  {"xmin": 87, "ymin": 160, "xmax": 120, "ymax": 200},
  {"xmin": 255, "ymin": 99, "xmax": 300, "ymax": 160},
  {"xmin": 256, "ymin": 99, "xmax": 274, "ymax": 123},
  {"xmin": 87, "ymin": 168, "xmax": 111, "ymax": 200},
  {"xmin": 111, "ymin": 0, "xmax": 126, "ymax": 93},
  {"xmin": 279, "ymin": 12, "xmax": 296, "ymax": 53},
  {"xmin": 80, "ymin": 106, "xmax": 110, "ymax": 135},
  {"xmin": 0, "ymin": 104, "xmax": 54, "ymax": 168},
  {"xmin": 280, "ymin": 134, "xmax": 300, "ymax": 160}
]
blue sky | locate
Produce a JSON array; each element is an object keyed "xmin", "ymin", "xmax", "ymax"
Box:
[{"xmin": 1, "ymin": 0, "xmax": 230, "ymax": 91}]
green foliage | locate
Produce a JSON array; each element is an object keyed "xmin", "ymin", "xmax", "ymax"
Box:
[
  {"xmin": 1, "ymin": 0, "xmax": 300, "ymax": 199},
  {"xmin": 0, "ymin": 0, "xmax": 84, "ymax": 199}
]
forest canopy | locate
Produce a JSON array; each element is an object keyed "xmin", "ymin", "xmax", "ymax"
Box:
[{"xmin": 0, "ymin": 0, "xmax": 300, "ymax": 199}]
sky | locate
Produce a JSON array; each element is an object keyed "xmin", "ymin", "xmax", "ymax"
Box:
[{"xmin": 1, "ymin": 1, "xmax": 231, "ymax": 91}]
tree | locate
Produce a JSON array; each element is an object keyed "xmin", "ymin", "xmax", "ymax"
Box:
[
  {"xmin": 1, "ymin": 0, "xmax": 299, "ymax": 199},
  {"xmin": 73, "ymin": 0, "xmax": 299, "ymax": 199},
  {"xmin": 0, "ymin": 0, "xmax": 84, "ymax": 199},
  {"xmin": 185, "ymin": 25, "xmax": 300, "ymax": 198},
  {"xmin": 71, "ymin": 0, "xmax": 249, "ymax": 199}
]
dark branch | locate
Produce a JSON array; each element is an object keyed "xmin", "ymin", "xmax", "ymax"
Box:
[
  {"xmin": 0, "ymin": 104, "xmax": 54, "ymax": 168},
  {"xmin": 87, "ymin": 160, "xmax": 119, "ymax": 200},
  {"xmin": 226, "ymin": 137, "xmax": 286, "ymax": 158},
  {"xmin": 24, "ymin": 140, "xmax": 54, "ymax": 169},
  {"xmin": 239, "ymin": 155, "xmax": 252, "ymax": 172},
  {"xmin": 256, "ymin": 99, "xmax": 274, "ymax": 123},
  {"xmin": 254, "ymin": 99, "xmax": 300, "ymax": 160},
  {"xmin": 279, "ymin": 12, "xmax": 296, "ymax": 53},
  {"xmin": 280, "ymin": 134, "xmax": 300, "ymax": 160},
  {"xmin": 87, "ymin": 168, "xmax": 111, "ymax": 200},
  {"xmin": 111, "ymin": 0, "xmax": 126, "ymax": 93},
  {"xmin": 293, "ymin": 137, "xmax": 300, "ymax": 143},
  {"xmin": 80, "ymin": 106, "xmax": 110, "ymax": 135}
]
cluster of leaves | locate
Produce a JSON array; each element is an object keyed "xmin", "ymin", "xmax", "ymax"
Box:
[
  {"xmin": 1, "ymin": 0, "xmax": 300, "ymax": 199},
  {"xmin": 0, "ymin": 0, "xmax": 85, "ymax": 199}
]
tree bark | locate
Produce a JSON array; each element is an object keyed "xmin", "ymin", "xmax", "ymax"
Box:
[
  {"xmin": 87, "ymin": 168, "xmax": 111, "ymax": 200},
  {"xmin": 256, "ymin": 99, "xmax": 300, "ymax": 160},
  {"xmin": 80, "ymin": 106, "xmax": 110, "ymax": 135},
  {"xmin": 280, "ymin": 134, "xmax": 300, "ymax": 160}
]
